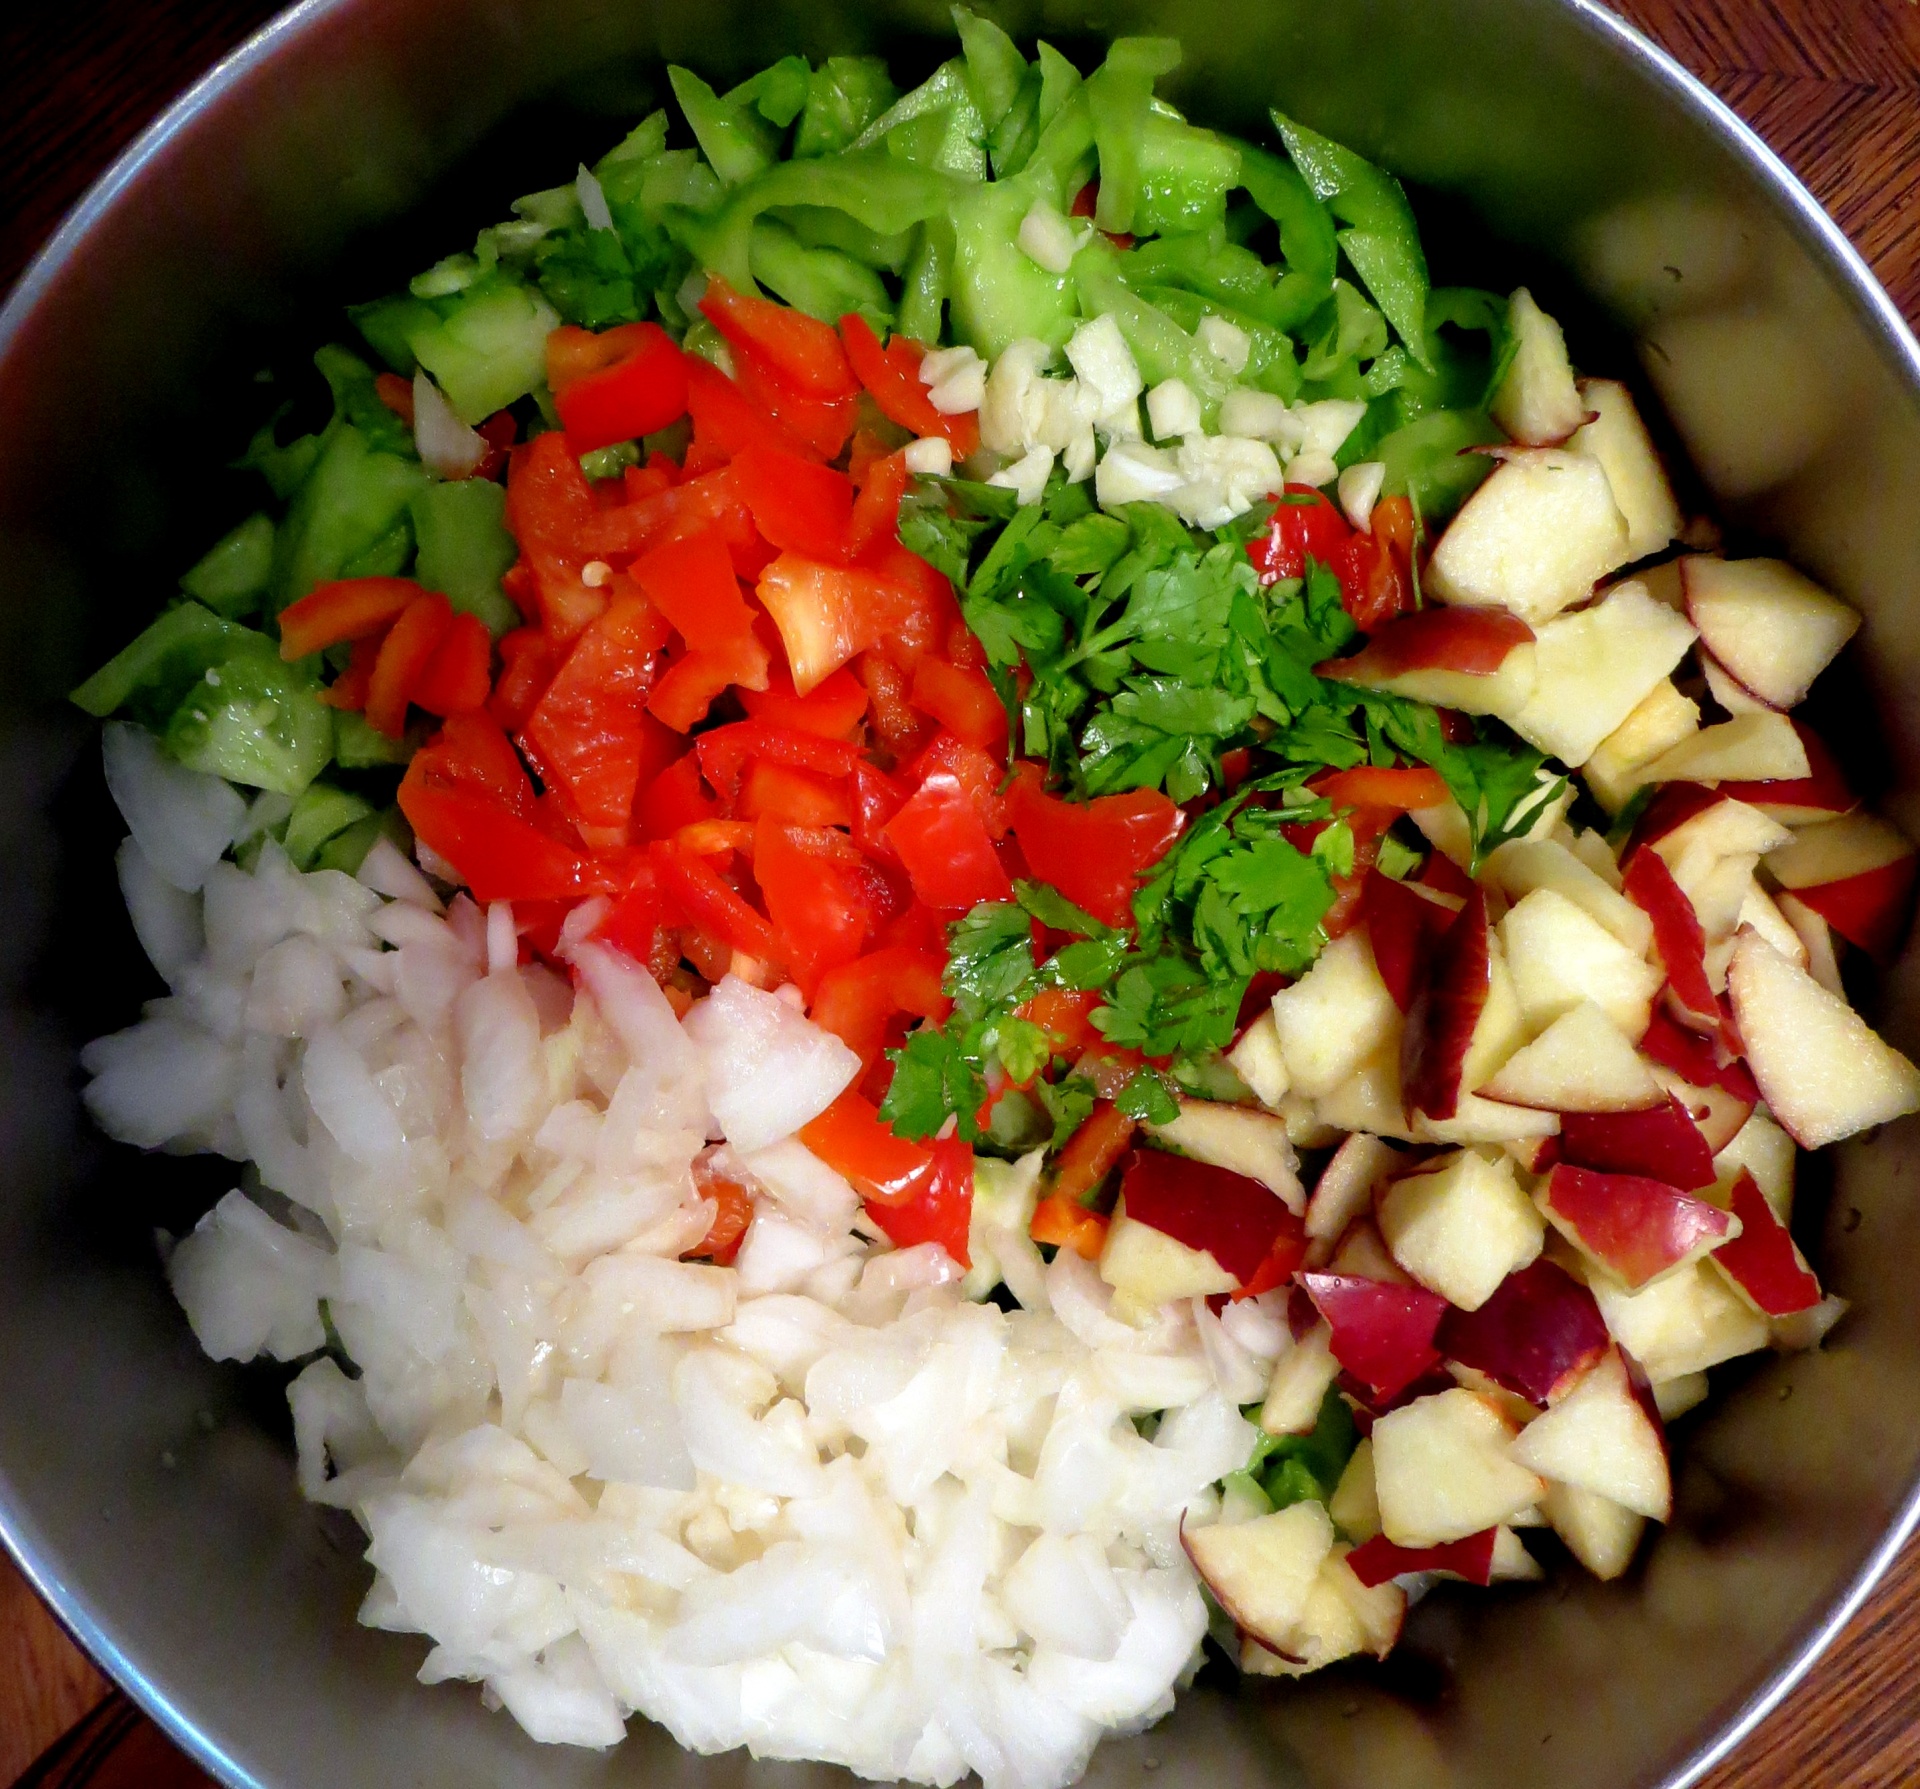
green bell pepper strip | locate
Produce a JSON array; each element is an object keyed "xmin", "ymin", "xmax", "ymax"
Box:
[
  {"xmin": 1133, "ymin": 284, "xmax": 1301, "ymax": 400},
  {"xmin": 162, "ymin": 647, "xmax": 334, "ymax": 797},
  {"xmin": 1085, "ymin": 37, "xmax": 1182, "ymax": 236},
  {"xmin": 1119, "ymin": 231, "xmax": 1298, "ymax": 332},
  {"xmin": 1273, "ymin": 110, "xmax": 1431, "ymax": 370},
  {"xmin": 669, "ymin": 66, "xmax": 780, "ymax": 186},
  {"xmin": 671, "ymin": 152, "xmax": 959, "ymax": 297},
  {"xmin": 70, "ymin": 602, "xmax": 253, "ymax": 728},
  {"xmin": 898, "ymin": 215, "xmax": 955, "ymax": 346},
  {"xmin": 284, "ymin": 781, "xmax": 376, "ymax": 871},
  {"xmin": 955, "ymin": 5, "xmax": 1029, "ymax": 132},
  {"xmin": 333, "ymin": 709, "xmax": 420, "ymax": 769},
  {"xmin": 1130, "ymin": 114, "xmax": 1240, "ymax": 238},
  {"xmin": 315, "ymin": 345, "xmax": 416, "ymax": 458},
  {"xmin": 410, "ymin": 480, "xmax": 521, "ymax": 638},
  {"xmin": 1374, "ymin": 407, "xmax": 1501, "ymax": 520},
  {"xmin": 949, "ymin": 174, "xmax": 1078, "ymax": 359},
  {"xmin": 1034, "ymin": 42, "xmax": 1082, "ymax": 137},
  {"xmin": 271, "ymin": 424, "xmax": 428, "ymax": 612},
  {"xmin": 313, "ymin": 806, "xmax": 401, "ymax": 875},
  {"xmin": 794, "ymin": 57, "xmax": 898, "ymax": 159},
  {"xmin": 985, "ymin": 68, "xmax": 1043, "ymax": 180},
  {"xmin": 1299, "ymin": 279, "xmax": 1389, "ymax": 391},
  {"xmin": 769, "ymin": 203, "xmax": 914, "ymax": 272},
  {"xmin": 749, "ymin": 218, "xmax": 893, "ymax": 327},
  {"xmin": 179, "ymin": 514, "xmax": 275, "ymax": 621},
  {"xmin": 401, "ymin": 274, "xmax": 559, "ymax": 423},
  {"xmin": 593, "ymin": 110, "xmax": 670, "ymax": 173},
  {"xmin": 725, "ymin": 55, "xmax": 811, "ymax": 130},
  {"xmin": 1231, "ymin": 140, "xmax": 1339, "ymax": 332}
]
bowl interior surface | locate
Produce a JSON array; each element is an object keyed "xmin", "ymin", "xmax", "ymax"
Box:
[{"xmin": 4, "ymin": 1, "xmax": 1920, "ymax": 1786}]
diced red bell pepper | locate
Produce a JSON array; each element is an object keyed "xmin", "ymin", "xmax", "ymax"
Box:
[
  {"xmin": 800, "ymin": 1089, "xmax": 941, "ymax": 1206},
  {"xmin": 728, "ymin": 338, "xmax": 859, "ymax": 464},
  {"xmin": 365, "ymin": 591, "xmax": 453, "ymax": 737},
  {"xmin": 488, "ymin": 625, "xmax": 562, "ymax": 733},
  {"xmin": 278, "ymin": 576, "xmax": 424, "ymax": 661},
  {"xmin": 647, "ymin": 632, "xmax": 772, "ymax": 733},
  {"xmin": 699, "ymin": 276, "xmax": 859, "ymax": 400},
  {"xmin": 856, "ymin": 537, "xmax": 957, "ymax": 653},
  {"xmin": 739, "ymin": 760, "xmax": 852, "ymax": 828},
  {"xmin": 576, "ymin": 460, "xmax": 757, "ymax": 565},
  {"xmin": 903, "ymin": 734, "xmax": 1011, "ymax": 834},
  {"xmin": 548, "ymin": 322, "xmax": 689, "ymax": 454},
  {"xmin": 729, "ymin": 445, "xmax": 855, "ymax": 563},
  {"xmin": 1004, "ymin": 764, "xmax": 1186, "ymax": 930},
  {"xmin": 861, "ymin": 652, "xmax": 931, "ymax": 754},
  {"xmin": 398, "ymin": 713, "xmax": 616, "ymax": 902},
  {"xmin": 635, "ymin": 750, "xmax": 720, "ymax": 839},
  {"xmin": 911, "ymin": 656, "xmax": 1007, "ymax": 754},
  {"xmin": 1314, "ymin": 764, "xmax": 1450, "ymax": 814},
  {"xmin": 809, "ymin": 946, "xmax": 951, "ymax": 1067},
  {"xmin": 594, "ymin": 870, "xmax": 665, "ymax": 966},
  {"xmin": 1248, "ymin": 485, "xmax": 1355, "ymax": 585},
  {"xmin": 1018, "ymin": 988, "xmax": 1105, "ymax": 1056},
  {"xmin": 682, "ymin": 356, "xmax": 812, "ymax": 469},
  {"xmin": 862, "ymin": 1132, "xmax": 974, "ymax": 1267},
  {"xmin": 754, "ymin": 817, "xmax": 872, "ymax": 994},
  {"xmin": 1051, "ymin": 1101, "xmax": 1136, "ymax": 1206},
  {"xmin": 505, "ymin": 432, "xmax": 605, "ymax": 643},
  {"xmin": 1030, "ymin": 1194, "xmax": 1108, "ymax": 1260},
  {"xmin": 649, "ymin": 837, "xmax": 780, "ymax": 966},
  {"xmin": 322, "ymin": 634, "xmax": 382, "ymax": 712},
  {"xmin": 740, "ymin": 664, "xmax": 869, "ymax": 738},
  {"xmin": 374, "ymin": 372, "xmax": 415, "ymax": 424},
  {"xmin": 521, "ymin": 595, "xmax": 677, "ymax": 849},
  {"xmin": 410, "ymin": 611, "xmax": 493, "ymax": 717},
  {"xmin": 695, "ymin": 721, "xmax": 865, "ymax": 805},
  {"xmin": 848, "ymin": 449, "xmax": 911, "ymax": 561},
  {"xmin": 684, "ymin": 1171, "xmax": 754, "ymax": 1266},
  {"xmin": 757, "ymin": 553, "xmax": 919, "ymax": 694},
  {"xmin": 629, "ymin": 525, "xmax": 757, "ymax": 652},
  {"xmin": 473, "ymin": 410, "xmax": 517, "ymax": 482},
  {"xmin": 886, "ymin": 772, "xmax": 1013, "ymax": 910},
  {"xmin": 1331, "ymin": 493, "xmax": 1417, "ymax": 632},
  {"xmin": 837, "ymin": 316, "xmax": 982, "ymax": 457}
]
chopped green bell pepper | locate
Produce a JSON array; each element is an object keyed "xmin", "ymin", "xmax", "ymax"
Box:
[
  {"xmin": 410, "ymin": 479, "xmax": 521, "ymax": 637},
  {"xmin": 794, "ymin": 57, "xmax": 898, "ymax": 159},
  {"xmin": 284, "ymin": 780, "xmax": 376, "ymax": 871},
  {"xmin": 163, "ymin": 648, "xmax": 334, "ymax": 796},
  {"xmin": 179, "ymin": 514, "xmax": 275, "ymax": 620}
]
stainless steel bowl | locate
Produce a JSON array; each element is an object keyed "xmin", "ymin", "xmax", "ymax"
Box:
[{"xmin": 4, "ymin": 1, "xmax": 1919, "ymax": 1784}]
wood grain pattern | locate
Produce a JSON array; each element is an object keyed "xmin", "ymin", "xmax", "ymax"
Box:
[{"xmin": 3, "ymin": 1, "xmax": 1919, "ymax": 1784}]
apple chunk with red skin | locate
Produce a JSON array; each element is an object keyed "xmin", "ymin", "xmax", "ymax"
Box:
[
  {"xmin": 1710, "ymin": 1168, "xmax": 1822, "ymax": 1317},
  {"xmin": 1362, "ymin": 868, "xmax": 1458, "ymax": 1013},
  {"xmin": 1316, "ymin": 608, "xmax": 1537, "ymax": 715},
  {"xmin": 1402, "ymin": 887, "xmax": 1509, "ymax": 1122},
  {"xmin": 1345, "ymin": 1527, "xmax": 1499, "ymax": 1590},
  {"xmin": 1558, "ymin": 1093, "xmax": 1717, "ymax": 1190},
  {"xmin": 1182, "ymin": 1502, "xmax": 1335, "ymax": 1653},
  {"xmin": 1509, "ymin": 1347, "xmax": 1672, "ymax": 1523},
  {"xmin": 1437, "ymin": 1258, "xmax": 1612, "ymax": 1406},
  {"xmin": 1721, "ymin": 719, "xmax": 1855, "ymax": 827},
  {"xmin": 1300, "ymin": 1271, "xmax": 1450, "ymax": 1404},
  {"xmin": 1727, "ymin": 930, "xmax": 1920, "ymax": 1148},
  {"xmin": 1537, "ymin": 1163, "xmax": 1738, "ymax": 1291},
  {"xmin": 1767, "ymin": 812, "xmax": 1919, "ymax": 963},
  {"xmin": 1682, "ymin": 555, "xmax": 1860, "ymax": 710},
  {"xmin": 1622, "ymin": 841, "xmax": 1721, "ymax": 1038}
]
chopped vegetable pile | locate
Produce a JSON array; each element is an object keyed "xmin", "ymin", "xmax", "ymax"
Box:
[{"xmin": 75, "ymin": 9, "xmax": 1920, "ymax": 1768}]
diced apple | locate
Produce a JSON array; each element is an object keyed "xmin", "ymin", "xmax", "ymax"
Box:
[
  {"xmin": 1714, "ymin": 1109, "xmax": 1795, "ymax": 1222},
  {"xmin": 1306, "ymin": 1133, "xmax": 1398, "ymax": 1253},
  {"xmin": 1558, "ymin": 1094, "xmax": 1716, "ymax": 1189},
  {"xmin": 1449, "ymin": 1362, "xmax": 1546, "ymax": 1428},
  {"xmin": 1316, "ymin": 607, "xmax": 1539, "ymax": 715},
  {"xmin": 1328, "ymin": 1218, "xmax": 1413, "ymax": 1285},
  {"xmin": 1427, "ymin": 450, "xmax": 1630, "ymax": 626},
  {"xmin": 1480, "ymin": 1001, "xmax": 1664, "ymax": 1113},
  {"xmin": 1437, "ymin": 1257, "xmax": 1611, "ymax": 1405},
  {"xmin": 1269, "ymin": 930, "xmax": 1402, "ymax": 1099},
  {"xmin": 1585, "ymin": 680, "xmax": 1702, "ymax": 814},
  {"xmin": 1500, "ymin": 887, "xmax": 1665, "ymax": 1039},
  {"xmin": 1649, "ymin": 797, "xmax": 1793, "ymax": 902},
  {"xmin": 1642, "ymin": 712, "xmax": 1810, "ymax": 786},
  {"xmin": 1262, "ymin": 1323, "xmax": 1341, "ymax": 1436},
  {"xmin": 1620, "ymin": 846, "xmax": 1720, "ymax": 1037},
  {"xmin": 1099, "ymin": 1195, "xmax": 1237, "ymax": 1320},
  {"xmin": 1378, "ymin": 1149, "xmax": 1545, "ymax": 1310},
  {"xmin": 1412, "ymin": 1093, "xmax": 1562, "ymax": 1148},
  {"xmin": 1239, "ymin": 1546, "xmax": 1405, "ymax": 1674},
  {"xmin": 1491, "ymin": 289, "xmax": 1591, "ymax": 445},
  {"xmin": 1622, "ymin": 556, "xmax": 1687, "ymax": 613},
  {"xmin": 1363, "ymin": 869, "xmax": 1459, "ymax": 1012},
  {"xmin": 1491, "ymin": 1526, "xmax": 1547, "ymax": 1582},
  {"xmin": 1148, "ymin": 1101, "xmax": 1304, "ymax": 1211},
  {"xmin": 1709, "ymin": 1167, "xmax": 1821, "ymax": 1317},
  {"xmin": 1227, "ymin": 1010, "xmax": 1290, "ymax": 1109},
  {"xmin": 1735, "ymin": 882, "xmax": 1808, "ymax": 969},
  {"xmin": 1329, "ymin": 1437, "xmax": 1382, "ymax": 1543},
  {"xmin": 1409, "ymin": 797, "xmax": 1475, "ymax": 870},
  {"xmin": 1299, "ymin": 1271, "xmax": 1448, "ymax": 1402},
  {"xmin": 1537, "ymin": 1163, "xmax": 1737, "ymax": 1292},
  {"xmin": 1590, "ymin": 1257, "xmax": 1770, "ymax": 1382},
  {"xmin": 1490, "ymin": 580, "xmax": 1697, "ymax": 767},
  {"xmin": 1720, "ymin": 720, "xmax": 1856, "ymax": 826},
  {"xmin": 1727, "ymin": 929, "xmax": 1920, "ymax": 1148},
  {"xmin": 1652, "ymin": 1372, "xmax": 1709, "ymax": 1421},
  {"xmin": 1701, "ymin": 651, "xmax": 1772, "ymax": 715},
  {"xmin": 1646, "ymin": 1066, "xmax": 1754, "ymax": 1155},
  {"xmin": 1509, "ymin": 1348, "xmax": 1671, "ymax": 1521},
  {"xmin": 1568, "ymin": 825, "xmax": 1627, "ymax": 890},
  {"xmin": 1771, "ymin": 1295, "xmax": 1849, "ymax": 1354},
  {"xmin": 1315, "ymin": 1040, "xmax": 1416, "ymax": 1141},
  {"xmin": 1483, "ymin": 838, "xmax": 1652, "ymax": 955},
  {"xmin": 1404, "ymin": 892, "xmax": 1536, "ymax": 1121},
  {"xmin": 1347, "ymin": 1526, "xmax": 1499, "ymax": 1588},
  {"xmin": 1767, "ymin": 814, "xmax": 1918, "ymax": 961},
  {"xmin": 1183, "ymin": 1501, "xmax": 1335, "ymax": 1651},
  {"xmin": 1115, "ymin": 1148, "xmax": 1299, "ymax": 1287},
  {"xmin": 1371, "ymin": 1388, "xmax": 1547, "ymax": 1547},
  {"xmin": 1777, "ymin": 892, "xmax": 1845, "ymax": 995},
  {"xmin": 1683, "ymin": 556, "xmax": 1860, "ymax": 709},
  {"xmin": 1505, "ymin": 1133, "xmax": 1561, "ymax": 1174},
  {"xmin": 1276, "ymin": 1093, "xmax": 1342, "ymax": 1150},
  {"xmin": 1542, "ymin": 1480, "xmax": 1646, "ymax": 1581},
  {"xmin": 1571, "ymin": 379, "xmax": 1683, "ymax": 559}
]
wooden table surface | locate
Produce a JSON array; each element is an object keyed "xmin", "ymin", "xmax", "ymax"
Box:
[{"xmin": 4, "ymin": 0, "xmax": 1920, "ymax": 1783}]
